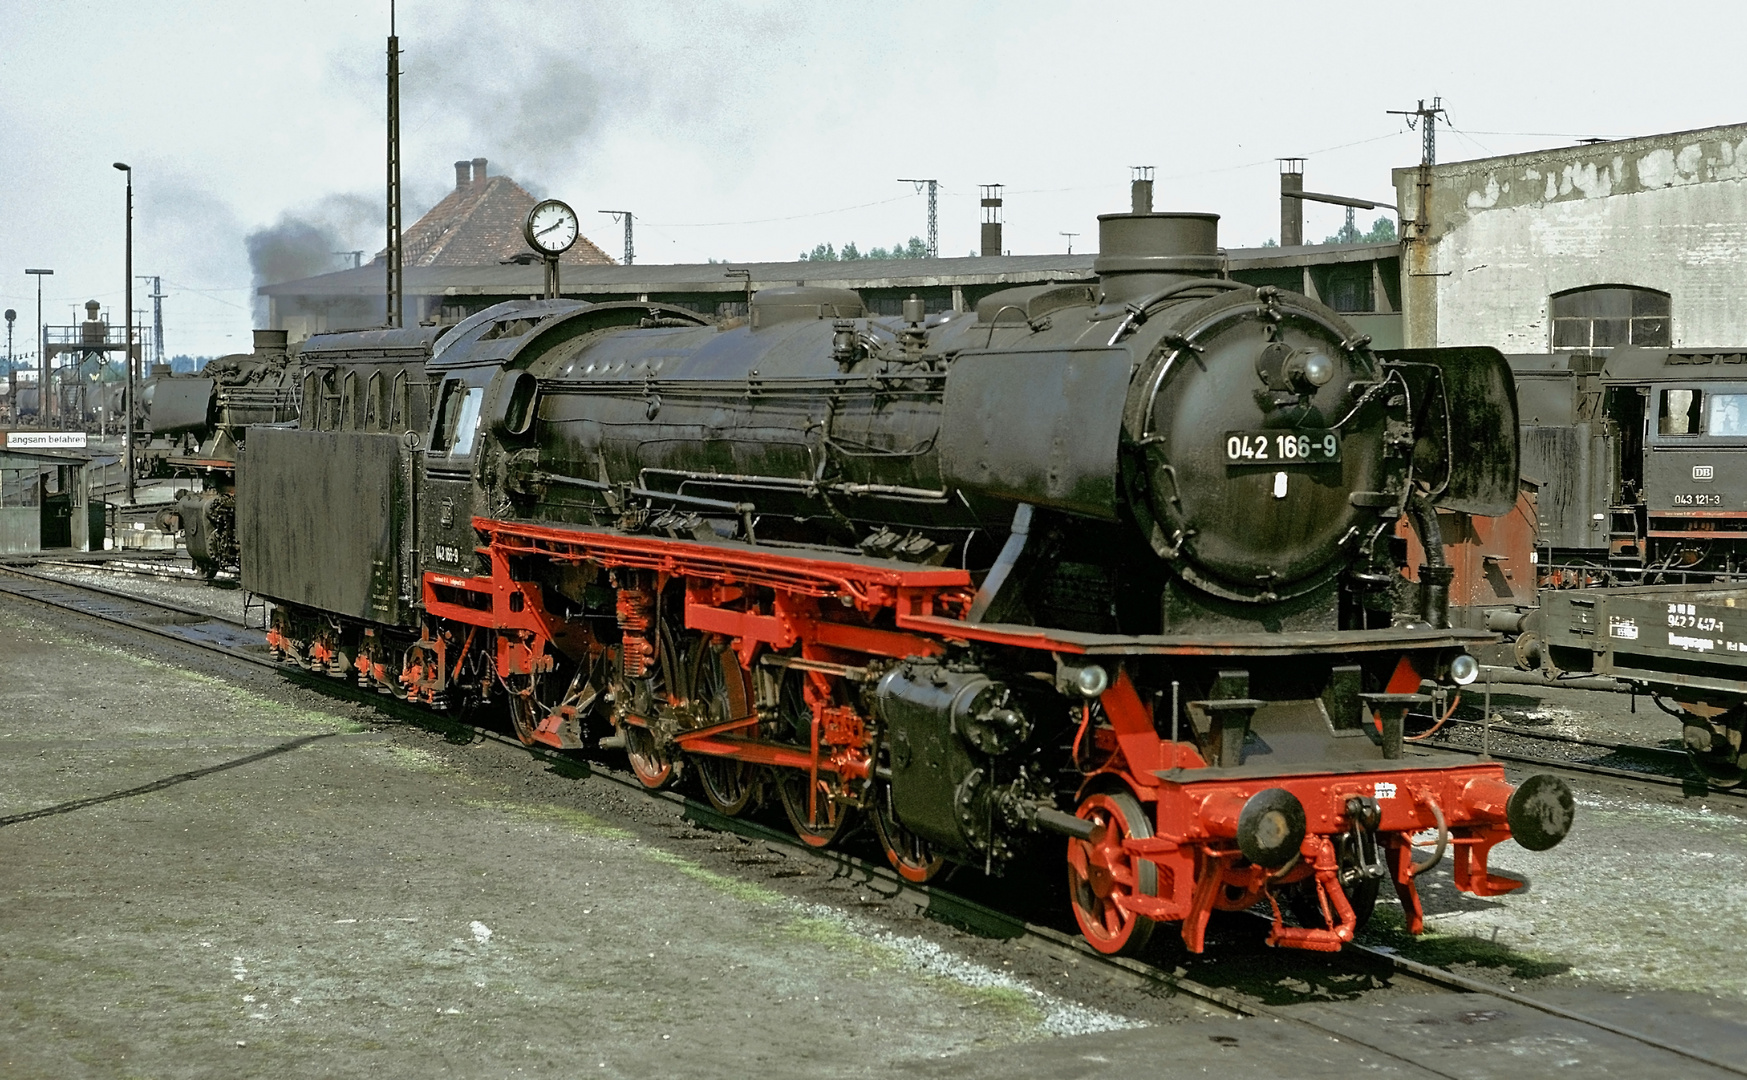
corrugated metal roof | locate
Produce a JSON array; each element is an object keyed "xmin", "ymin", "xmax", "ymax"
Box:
[{"xmin": 262, "ymin": 242, "xmax": 1397, "ymax": 299}]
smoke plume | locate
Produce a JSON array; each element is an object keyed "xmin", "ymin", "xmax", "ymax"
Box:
[{"xmin": 244, "ymin": 193, "xmax": 377, "ymax": 323}]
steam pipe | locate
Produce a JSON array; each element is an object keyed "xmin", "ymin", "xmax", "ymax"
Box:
[{"xmin": 1407, "ymin": 492, "xmax": 1452, "ymax": 628}]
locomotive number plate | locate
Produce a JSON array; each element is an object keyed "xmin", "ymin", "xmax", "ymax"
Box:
[
  {"xmin": 1223, "ymin": 430, "xmax": 1341, "ymax": 465},
  {"xmin": 1673, "ymin": 493, "xmax": 1723, "ymax": 506}
]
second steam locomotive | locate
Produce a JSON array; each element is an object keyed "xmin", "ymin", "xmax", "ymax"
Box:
[{"xmin": 241, "ymin": 205, "xmax": 1573, "ymax": 956}]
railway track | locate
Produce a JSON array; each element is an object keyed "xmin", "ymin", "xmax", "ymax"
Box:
[
  {"xmin": 3, "ymin": 563, "xmax": 1743, "ymax": 1078},
  {"xmin": 1413, "ymin": 712, "xmax": 1745, "ymax": 798}
]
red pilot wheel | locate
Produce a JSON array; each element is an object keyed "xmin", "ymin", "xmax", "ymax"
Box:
[{"xmin": 1067, "ymin": 790, "xmax": 1158, "ymax": 956}]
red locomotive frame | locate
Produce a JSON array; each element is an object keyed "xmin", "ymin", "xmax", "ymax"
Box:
[{"xmin": 274, "ymin": 515, "xmax": 1541, "ymax": 956}]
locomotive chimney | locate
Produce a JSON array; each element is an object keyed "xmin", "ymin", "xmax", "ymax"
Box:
[
  {"xmin": 1093, "ymin": 211, "xmax": 1223, "ymax": 304},
  {"xmin": 472, "ymin": 157, "xmax": 488, "ymax": 186},
  {"xmin": 1130, "ymin": 166, "xmax": 1154, "ymax": 214},
  {"xmin": 454, "ymin": 159, "xmax": 472, "ymax": 190},
  {"xmin": 252, "ymin": 329, "xmax": 289, "ymax": 357},
  {"xmin": 1279, "ymin": 158, "xmax": 1304, "ymax": 247}
]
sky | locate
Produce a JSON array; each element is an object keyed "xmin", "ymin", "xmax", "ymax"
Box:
[{"xmin": 2, "ymin": 0, "xmax": 1743, "ymax": 359}]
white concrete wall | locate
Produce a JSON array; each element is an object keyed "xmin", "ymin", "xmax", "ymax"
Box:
[{"xmin": 1395, "ymin": 124, "xmax": 1747, "ymax": 350}]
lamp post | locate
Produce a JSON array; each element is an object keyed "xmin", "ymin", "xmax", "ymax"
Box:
[
  {"xmin": 25, "ymin": 269, "xmax": 51, "ymax": 426},
  {"xmin": 113, "ymin": 162, "xmax": 135, "ymax": 504},
  {"xmin": 3, "ymin": 309, "xmax": 13, "ymax": 423}
]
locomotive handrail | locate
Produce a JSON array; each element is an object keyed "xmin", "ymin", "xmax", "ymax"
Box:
[
  {"xmin": 1100, "ymin": 279, "xmax": 1249, "ymax": 346},
  {"xmin": 634, "ymin": 467, "xmax": 950, "ymax": 505},
  {"xmin": 1089, "ymin": 278, "xmax": 1248, "ymax": 324},
  {"xmin": 978, "ymin": 305, "xmax": 1031, "ymax": 348},
  {"xmin": 535, "ymin": 373, "xmax": 946, "ymax": 397}
]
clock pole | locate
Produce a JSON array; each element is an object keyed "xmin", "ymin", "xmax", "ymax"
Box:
[{"xmin": 524, "ymin": 200, "xmax": 577, "ymax": 299}]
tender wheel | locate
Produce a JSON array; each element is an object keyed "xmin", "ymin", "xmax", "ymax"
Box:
[
  {"xmin": 776, "ymin": 768, "xmax": 853, "ymax": 848},
  {"xmin": 623, "ymin": 724, "xmax": 674, "ymax": 789},
  {"xmin": 1067, "ymin": 790, "xmax": 1157, "ymax": 956},
  {"xmin": 871, "ymin": 776, "xmax": 942, "ymax": 883}
]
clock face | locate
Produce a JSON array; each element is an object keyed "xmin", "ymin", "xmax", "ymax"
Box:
[{"xmin": 525, "ymin": 199, "xmax": 579, "ymax": 255}]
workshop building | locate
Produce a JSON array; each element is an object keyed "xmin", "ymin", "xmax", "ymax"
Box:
[{"xmin": 1394, "ymin": 121, "xmax": 1747, "ymax": 352}]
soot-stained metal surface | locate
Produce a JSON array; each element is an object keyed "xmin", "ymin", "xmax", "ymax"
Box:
[
  {"xmin": 938, "ymin": 348, "xmax": 1130, "ymax": 520},
  {"xmin": 239, "ymin": 427, "xmax": 411, "ymax": 625}
]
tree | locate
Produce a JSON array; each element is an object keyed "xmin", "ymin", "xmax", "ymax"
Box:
[
  {"xmin": 1323, "ymin": 215, "xmax": 1397, "ymax": 245},
  {"xmin": 799, "ymin": 236, "xmax": 929, "ymax": 261},
  {"xmin": 1361, "ymin": 216, "xmax": 1397, "ymax": 243}
]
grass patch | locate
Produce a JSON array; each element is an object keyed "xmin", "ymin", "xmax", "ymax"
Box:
[
  {"xmin": 643, "ymin": 848, "xmax": 784, "ymax": 905},
  {"xmin": 782, "ymin": 914, "xmax": 881, "ymax": 953},
  {"xmin": 383, "ymin": 745, "xmax": 449, "ymax": 773},
  {"xmin": 2, "ymin": 606, "xmax": 367, "ymax": 736},
  {"xmin": 942, "ymin": 982, "xmax": 1043, "ymax": 1023},
  {"xmin": 463, "ymin": 798, "xmax": 634, "ymax": 840}
]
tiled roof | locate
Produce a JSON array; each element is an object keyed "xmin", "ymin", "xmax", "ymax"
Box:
[{"xmin": 381, "ymin": 174, "xmax": 614, "ymax": 267}]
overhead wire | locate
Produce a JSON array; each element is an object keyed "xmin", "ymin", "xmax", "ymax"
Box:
[{"xmin": 638, "ymin": 130, "xmax": 1413, "ymax": 230}]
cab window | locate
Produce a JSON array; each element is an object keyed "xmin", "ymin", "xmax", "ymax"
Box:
[
  {"xmin": 429, "ymin": 379, "xmax": 485, "ymax": 455},
  {"xmin": 1659, "ymin": 389, "xmax": 1702, "ymax": 435},
  {"xmin": 1708, "ymin": 393, "xmax": 1747, "ymax": 437}
]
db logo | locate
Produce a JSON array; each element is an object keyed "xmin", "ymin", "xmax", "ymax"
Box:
[{"xmin": 1694, "ymin": 465, "xmax": 1715, "ymax": 482}]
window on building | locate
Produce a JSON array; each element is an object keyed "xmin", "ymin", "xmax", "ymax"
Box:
[
  {"xmin": 1551, "ymin": 286, "xmax": 1671, "ymax": 350},
  {"xmin": 1, "ymin": 468, "xmax": 41, "ymax": 507}
]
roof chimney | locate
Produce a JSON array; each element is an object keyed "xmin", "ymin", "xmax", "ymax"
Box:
[
  {"xmin": 1130, "ymin": 166, "xmax": 1154, "ymax": 214},
  {"xmin": 454, "ymin": 160, "xmax": 472, "ymax": 190},
  {"xmin": 472, "ymin": 157, "xmax": 488, "ymax": 186},
  {"xmin": 1279, "ymin": 159, "xmax": 1304, "ymax": 247},
  {"xmin": 980, "ymin": 184, "xmax": 1004, "ymax": 257}
]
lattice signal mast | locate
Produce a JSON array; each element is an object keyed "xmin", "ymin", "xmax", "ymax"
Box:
[
  {"xmin": 897, "ymin": 179, "xmax": 938, "ymax": 257},
  {"xmin": 599, "ymin": 211, "xmax": 634, "ymax": 265},
  {"xmin": 1388, "ymin": 97, "xmax": 1447, "ymax": 166},
  {"xmin": 137, "ymin": 276, "xmax": 164, "ymax": 366}
]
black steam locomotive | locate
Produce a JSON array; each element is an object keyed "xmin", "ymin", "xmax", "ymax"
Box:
[
  {"xmin": 140, "ymin": 330, "xmax": 303, "ymax": 573},
  {"xmin": 1514, "ymin": 347, "xmax": 1747, "ymax": 584},
  {"xmin": 1499, "ymin": 347, "xmax": 1747, "ymax": 785},
  {"xmin": 240, "ymin": 206, "xmax": 1572, "ymax": 957}
]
